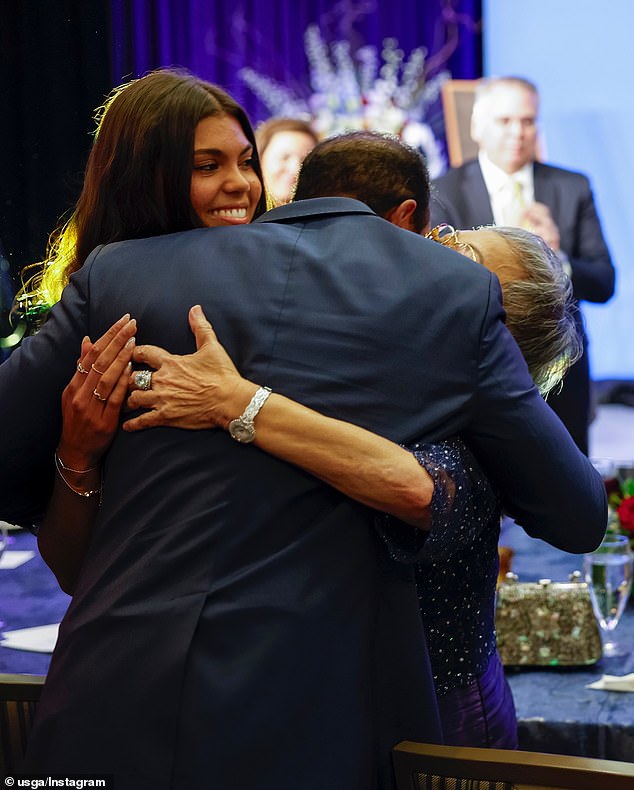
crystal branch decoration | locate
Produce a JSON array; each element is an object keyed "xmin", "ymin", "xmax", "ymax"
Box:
[{"xmin": 239, "ymin": 24, "xmax": 449, "ymax": 177}]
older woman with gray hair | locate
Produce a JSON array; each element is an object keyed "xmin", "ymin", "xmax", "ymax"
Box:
[{"xmin": 430, "ymin": 223, "xmax": 581, "ymax": 395}]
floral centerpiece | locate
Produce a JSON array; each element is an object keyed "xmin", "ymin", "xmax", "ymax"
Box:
[
  {"xmin": 239, "ymin": 25, "xmax": 449, "ymax": 178},
  {"xmin": 604, "ymin": 464, "xmax": 634, "ymax": 543}
]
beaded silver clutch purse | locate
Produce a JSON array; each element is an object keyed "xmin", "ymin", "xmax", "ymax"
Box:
[{"xmin": 495, "ymin": 572, "xmax": 602, "ymax": 666}]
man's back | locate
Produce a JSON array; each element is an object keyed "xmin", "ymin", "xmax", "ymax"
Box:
[
  {"xmin": 18, "ymin": 198, "xmax": 492, "ymax": 787},
  {"xmin": 3, "ymin": 198, "xmax": 509, "ymax": 518},
  {"xmin": 2, "ymin": 198, "xmax": 606, "ymax": 788},
  {"xmin": 72, "ymin": 199, "xmax": 603, "ymax": 544}
]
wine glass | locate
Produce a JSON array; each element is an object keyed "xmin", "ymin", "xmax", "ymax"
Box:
[{"xmin": 584, "ymin": 534, "xmax": 633, "ymax": 658}]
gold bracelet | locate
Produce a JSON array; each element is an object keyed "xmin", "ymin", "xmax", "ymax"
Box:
[
  {"xmin": 54, "ymin": 453, "xmax": 102, "ymax": 499},
  {"xmin": 54, "ymin": 451, "xmax": 99, "ymax": 475}
]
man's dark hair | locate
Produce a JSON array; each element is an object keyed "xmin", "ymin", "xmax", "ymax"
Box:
[{"xmin": 294, "ymin": 131, "xmax": 430, "ymax": 232}]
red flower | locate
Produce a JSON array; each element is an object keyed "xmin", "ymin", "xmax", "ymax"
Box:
[{"xmin": 617, "ymin": 496, "xmax": 634, "ymax": 533}]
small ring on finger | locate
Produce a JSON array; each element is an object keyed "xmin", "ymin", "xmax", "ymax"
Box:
[
  {"xmin": 134, "ymin": 370, "xmax": 153, "ymax": 391},
  {"xmin": 92, "ymin": 363, "xmax": 106, "ymax": 375},
  {"xmin": 93, "ymin": 389, "xmax": 107, "ymax": 402},
  {"xmin": 77, "ymin": 361, "xmax": 89, "ymax": 374}
]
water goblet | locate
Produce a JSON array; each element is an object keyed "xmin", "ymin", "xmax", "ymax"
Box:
[{"xmin": 583, "ymin": 534, "xmax": 633, "ymax": 658}]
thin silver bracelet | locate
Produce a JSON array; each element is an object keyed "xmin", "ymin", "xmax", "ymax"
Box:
[
  {"xmin": 54, "ymin": 452, "xmax": 99, "ymax": 475},
  {"xmin": 54, "ymin": 453, "xmax": 102, "ymax": 499}
]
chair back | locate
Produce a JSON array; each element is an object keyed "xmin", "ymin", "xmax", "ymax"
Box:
[
  {"xmin": 0, "ymin": 673, "xmax": 45, "ymax": 774},
  {"xmin": 441, "ymin": 79, "xmax": 480, "ymax": 168},
  {"xmin": 393, "ymin": 741, "xmax": 634, "ymax": 790}
]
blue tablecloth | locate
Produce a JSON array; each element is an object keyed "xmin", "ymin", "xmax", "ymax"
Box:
[
  {"xmin": 0, "ymin": 529, "xmax": 69, "ymax": 675},
  {"xmin": 2, "ymin": 526, "xmax": 633, "ymax": 761},
  {"xmin": 501, "ymin": 520, "xmax": 634, "ymax": 762}
]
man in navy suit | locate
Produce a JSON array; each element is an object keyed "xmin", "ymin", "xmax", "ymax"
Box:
[
  {"xmin": 430, "ymin": 76, "xmax": 615, "ymax": 454},
  {"xmin": 1, "ymin": 133, "xmax": 606, "ymax": 789}
]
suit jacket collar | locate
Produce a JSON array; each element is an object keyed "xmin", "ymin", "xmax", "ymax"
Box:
[
  {"xmin": 255, "ymin": 197, "xmax": 376, "ymax": 224},
  {"xmin": 460, "ymin": 160, "xmax": 495, "ymax": 227},
  {"xmin": 459, "ymin": 160, "xmax": 557, "ymax": 228},
  {"xmin": 532, "ymin": 162, "xmax": 559, "ymax": 218}
]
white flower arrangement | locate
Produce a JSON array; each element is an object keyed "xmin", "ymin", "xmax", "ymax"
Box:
[{"xmin": 239, "ymin": 24, "xmax": 449, "ymax": 178}]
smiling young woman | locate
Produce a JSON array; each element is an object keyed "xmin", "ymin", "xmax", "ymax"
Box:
[
  {"xmin": 190, "ymin": 115, "xmax": 262, "ymax": 227},
  {"xmin": 15, "ymin": 68, "xmax": 267, "ymax": 322}
]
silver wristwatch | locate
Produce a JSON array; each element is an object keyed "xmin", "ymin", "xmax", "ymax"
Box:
[{"xmin": 228, "ymin": 386, "xmax": 272, "ymax": 443}]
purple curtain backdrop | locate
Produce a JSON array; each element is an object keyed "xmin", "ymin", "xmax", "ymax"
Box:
[
  {"xmin": 110, "ymin": 0, "xmax": 482, "ymax": 128},
  {"xmin": 0, "ymin": 1, "xmax": 481, "ymax": 278}
]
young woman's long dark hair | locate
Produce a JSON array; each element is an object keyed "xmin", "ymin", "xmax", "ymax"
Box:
[{"xmin": 18, "ymin": 68, "xmax": 267, "ymax": 312}]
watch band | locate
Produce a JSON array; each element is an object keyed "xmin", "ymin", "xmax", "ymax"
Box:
[{"xmin": 228, "ymin": 386, "xmax": 272, "ymax": 443}]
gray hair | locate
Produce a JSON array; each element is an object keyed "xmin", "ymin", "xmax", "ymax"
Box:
[{"xmin": 492, "ymin": 226, "xmax": 581, "ymax": 396}]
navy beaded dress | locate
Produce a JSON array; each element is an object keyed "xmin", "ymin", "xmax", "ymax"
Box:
[{"xmin": 378, "ymin": 437, "xmax": 518, "ymax": 748}]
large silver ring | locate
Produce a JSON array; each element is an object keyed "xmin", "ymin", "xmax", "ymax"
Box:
[
  {"xmin": 92, "ymin": 389, "xmax": 107, "ymax": 402},
  {"xmin": 76, "ymin": 361, "xmax": 89, "ymax": 374},
  {"xmin": 134, "ymin": 370, "xmax": 152, "ymax": 391}
]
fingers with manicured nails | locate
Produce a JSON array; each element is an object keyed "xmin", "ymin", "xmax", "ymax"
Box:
[
  {"xmin": 90, "ymin": 314, "xmax": 132, "ymax": 359},
  {"xmin": 59, "ymin": 322, "xmax": 136, "ymax": 470},
  {"xmin": 73, "ymin": 337, "xmax": 95, "ymax": 385},
  {"xmin": 94, "ymin": 337, "xmax": 136, "ymax": 403},
  {"xmin": 106, "ymin": 362, "xmax": 132, "ymax": 414},
  {"xmin": 76, "ymin": 317, "xmax": 136, "ymax": 384},
  {"xmin": 68, "ymin": 335, "xmax": 135, "ymax": 415},
  {"xmin": 92, "ymin": 318, "xmax": 136, "ymax": 374},
  {"xmin": 80, "ymin": 336, "xmax": 92, "ymax": 358}
]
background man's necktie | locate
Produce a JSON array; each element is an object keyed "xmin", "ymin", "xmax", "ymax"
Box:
[{"xmin": 502, "ymin": 179, "xmax": 526, "ymax": 226}]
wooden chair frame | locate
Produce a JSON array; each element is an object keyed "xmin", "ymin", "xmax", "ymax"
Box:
[
  {"xmin": 393, "ymin": 740, "xmax": 634, "ymax": 790},
  {"xmin": 0, "ymin": 673, "xmax": 45, "ymax": 774},
  {"xmin": 441, "ymin": 79, "xmax": 480, "ymax": 168}
]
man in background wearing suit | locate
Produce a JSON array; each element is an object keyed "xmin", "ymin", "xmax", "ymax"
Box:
[{"xmin": 430, "ymin": 76, "xmax": 615, "ymax": 454}]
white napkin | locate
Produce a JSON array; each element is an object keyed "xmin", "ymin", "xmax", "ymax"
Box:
[
  {"xmin": 0, "ymin": 520, "xmax": 23, "ymax": 532},
  {"xmin": 0, "ymin": 550, "xmax": 35, "ymax": 569},
  {"xmin": 0, "ymin": 623, "xmax": 59, "ymax": 653},
  {"xmin": 586, "ymin": 673, "xmax": 634, "ymax": 692}
]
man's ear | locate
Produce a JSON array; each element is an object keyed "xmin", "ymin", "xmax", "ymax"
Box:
[{"xmin": 385, "ymin": 199, "xmax": 418, "ymax": 232}]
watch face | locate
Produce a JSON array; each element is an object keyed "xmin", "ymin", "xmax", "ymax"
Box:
[{"xmin": 229, "ymin": 418, "xmax": 255, "ymax": 443}]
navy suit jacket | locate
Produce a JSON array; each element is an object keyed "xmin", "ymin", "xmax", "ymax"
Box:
[
  {"xmin": 0, "ymin": 198, "xmax": 606, "ymax": 789},
  {"xmin": 430, "ymin": 159, "xmax": 616, "ymax": 452}
]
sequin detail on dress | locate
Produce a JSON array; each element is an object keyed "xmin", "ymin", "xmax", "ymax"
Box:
[{"xmin": 377, "ymin": 437, "xmax": 500, "ymax": 695}]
